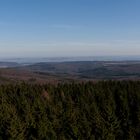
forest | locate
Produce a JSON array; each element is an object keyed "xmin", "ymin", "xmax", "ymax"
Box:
[{"xmin": 0, "ymin": 81, "xmax": 140, "ymax": 140}]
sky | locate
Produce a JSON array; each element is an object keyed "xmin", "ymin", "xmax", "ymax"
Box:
[{"xmin": 0, "ymin": 0, "xmax": 140, "ymax": 58}]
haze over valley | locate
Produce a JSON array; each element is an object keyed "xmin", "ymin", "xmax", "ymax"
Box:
[{"xmin": 0, "ymin": 57, "xmax": 140, "ymax": 83}]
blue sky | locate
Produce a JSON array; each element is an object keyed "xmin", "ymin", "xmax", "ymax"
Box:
[{"xmin": 0, "ymin": 0, "xmax": 140, "ymax": 57}]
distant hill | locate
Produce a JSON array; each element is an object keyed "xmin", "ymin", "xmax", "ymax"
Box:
[
  {"xmin": 26, "ymin": 61, "xmax": 140, "ymax": 80},
  {"xmin": 0, "ymin": 62, "xmax": 20, "ymax": 68},
  {"xmin": 0, "ymin": 61, "xmax": 140, "ymax": 83}
]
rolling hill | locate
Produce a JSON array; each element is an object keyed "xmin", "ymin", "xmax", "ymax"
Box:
[{"xmin": 0, "ymin": 61, "xmax": 140, "ymax": 83}]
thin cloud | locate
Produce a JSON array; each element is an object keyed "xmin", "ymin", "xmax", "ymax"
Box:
[
  {"xmin": 0, "ymin": 40, "xmax": 140, "ymax": 57},
  {"xmin": 48, "ymin": 24, "xmax": 82, "ymax": 29}
]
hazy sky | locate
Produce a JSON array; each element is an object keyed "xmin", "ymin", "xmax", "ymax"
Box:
[{"xmin": 0, "ymin": 0, "xmax": 140, "ymax": 57}]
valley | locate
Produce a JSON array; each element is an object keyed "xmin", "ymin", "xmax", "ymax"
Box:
[{"xmin": 0, "ymin": 61, "xmax": 140, "ymax": 83}]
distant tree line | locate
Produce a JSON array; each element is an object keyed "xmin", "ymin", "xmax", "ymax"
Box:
[{"xmin": 0, "ymin": 81, "xmax": 140, "ymax": 140}]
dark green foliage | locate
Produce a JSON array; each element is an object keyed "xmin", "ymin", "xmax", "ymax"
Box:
[{"xmin": 0, "ymin": 81, "xmax": 140, "ymax": 139}]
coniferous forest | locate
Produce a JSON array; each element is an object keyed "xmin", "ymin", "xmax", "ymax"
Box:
[{"xmin": 0, "ymin": 81, "xmax": 140, "ymax": 140}]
